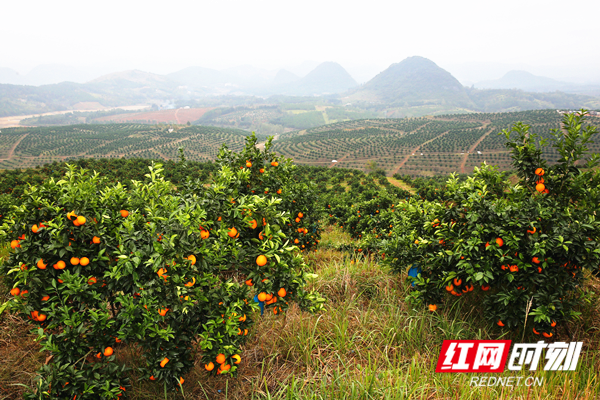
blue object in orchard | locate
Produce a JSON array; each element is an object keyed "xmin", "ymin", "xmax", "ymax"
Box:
[
  {"xmin": 408, "ymin": 264, "xmax": 422, "ymax": 287},
  {"xmin": 253, "ymin": 294, "xmax": 264, "ymax": 315}
]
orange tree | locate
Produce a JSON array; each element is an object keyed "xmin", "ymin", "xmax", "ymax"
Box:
[
  {"xmin": 211, "ymin": 133, "xmax": 322, "ymax": 252},
  {"xmin": 380, "ymin": 110, "xmax": 600, "ymax": 336},
  {"xmin": 0, "ymin": 148, "xmax": 325, "ymax": 398}
]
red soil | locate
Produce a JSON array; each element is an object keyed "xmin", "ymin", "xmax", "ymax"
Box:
[{"xmin": 93, "ymin": 108, "xmax": 213, "ymax": 124}]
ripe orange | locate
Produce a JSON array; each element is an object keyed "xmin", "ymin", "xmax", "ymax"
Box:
[
  {"xmin": 80, "ymin": 257, "xmax": 90, "ymax": 266},
  {"xmin": 232, "ymin": 354, "xmax": 241, "ymax": 364},
  {"xmin": 184, "ymin": 277, "xmax": 196, "ymax": 287},
  {"xmin": 527, "ymin": 227, "xmax": 536, "ymax": 234},
  {"xmin": 535, "ymin": 168, "xmax": 544, "ymax": 176},
  {"xmin": 37, "ymin": 313, "xmax": 47, "ymax": 322},
  {"xmin": 257, "ymin": 292, "xmax": 267, "ymax": 302},
  {"xmin": 216, "ymin": 353, "xmax": 226, "ymax": 364},
  {"xmin": 70, "ymin": 257, "xmax": 80, "ymax": 266},
  {"xmin": 42, "ymin": 295, "xmax": 50, "ymax": 301},
  {"xmin": 221, "ymin": 364, "xmax": 231, "ymax": 371},
  {"xmin": 10, "ymin": 240, "xmax": 19, "ymax": 249},
  {"xmin": 538, "ymin": 267, "xmax": 542, "ymax": 273},
  {"xmin": 179, "ymin": 377, "xmax": 184, "ymax": 385},
  {"xmin": 37, "ymin": 259, "xmax": 47, "ymax": 269},
  {"xmin": 259, "ymin": 168, "xmax": 264, "ymax": 173},
  {"xmin": 205, "ymin": 362, "xmax": 215, "ymax": 371},
  {"xmin": 150, "ymin": 375, "xmax": 156, "ymax": 381},
  {"xmin": 256, "ymin": 255, "xmax": 267, "ymax": 266},
  {"xmin": 445, "ymin": 284, "xmax": 454, "ymax": 292},
  {"xmin": 249, "ymin": 219, "xmax": 258, "ymax": 229},
  {"xmin": 92, "ymin": 236, "xmax": 101, "ymax": 244},
  {"xmin": 75, "ymin": 216, "xmax": 86, "ymax": 225},
  {"xmin": 496, "ymin": 238, "xmax": 504, "ymax": 247},
  {"xmin": 88, "ymin": 277, "xmax": 97, "ymax": 285},
  {"xmin": 536, "ymin": 183, "xmax": 545, "ymax": 192},
  {"xmin": 160, "ymin": 357, "xmax": 169, "ymax": 367},
  {"xmin": 246, "ymin": 161, "xmax": 252, "ymax": 168},
  {"xmin": 120, "ymin": 210, "xmax": 129, "ymax": 218},
  {"xmin": 245, "ymin": 279, "xmax": 253, "ymax": 286},
  {"xmin": 542, "ymin": 332, "xmax": 552, "ymax": 338},
  {"xmin": 532, "ymin": 257, "xmax": 540, "ymax": 264},
  {"xmin": 428, "ymin": 304, "xmax": 437, "ymax": 312},
  {"xmin": 67, "ymin": 211, "xmax": 77, "ymax": 220},
  {"xmin": 481, "ymin": 284, "xmax": 490, "ymax": 291},
  {"xmin": 187, "ymin": 255, "xmax": 196, "ymax": 265},
  {"xmin": 228, "ymin": 227, "xmax": 238, "ymax": 238},
  {"xmin": 298, "ymin": 212, "xmax": 304, "ymax": 218},
  {"xmin": 278, "ymin": 288, "xmax": 287, "ymax": 297},
  {"xmin": 200, "ymin": 229, "xmax": 210, "ymax": 239},
  {"xmin": 158, "ymin": 308, "xmax": 168, "ymax": 316},
  {"xmin": 295, "ymin": 217, "xmax": 300, "ymax": 223},
  {"xmin": 509, "ymin": 265, "xmax": 519, "ymax": 273},
  {"xmin": 497, "ymin": 320, "xmax": 505, "ymax": 327},
  {"xmin": 54, "ymin": 260, "xmax": 66, "ymax": 270},
  {"xmin": 453, "ymin": 278, "xmax": 462, "ymax": 286},
  {"xmin": 104, "ymin": 347, "xmax": 113, "ymax": 356},
  {"xmin": 10, "ymin": 288, "xmax": 20, "ymax": 296},
  {"xmin": 32, "ymin": 224, "xmax": 39, "ymax": 233},
  {"xmin": 277, "ymin": 189, "xmax": 282, "ymax": 194},
  {"xmin": 294, "ymin": 239, "xmax": 299, "ymax": 244},
  {"xmin": 551, "ymin": 320, "xmax": 557, "ymax": 327},
  {"xmin": 271, "ymin": 161, "xmax": 278, "ymax": 167},
  {"xmin": 533, "ymin": 328, "xmax": 540, "ymax": 335}
]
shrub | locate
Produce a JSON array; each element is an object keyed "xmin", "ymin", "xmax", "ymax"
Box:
[
  {"xmin": 381, "ymin": 110, "xmax": 600, "ymax": 335},
  {"xmin": 0, "ymin": 138, "xmax": 325, "ymax": 398}
]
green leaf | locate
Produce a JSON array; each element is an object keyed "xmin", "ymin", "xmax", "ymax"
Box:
[{"xmin": 0, "ymin": 300, "xmax": 10, "ymax": 317}]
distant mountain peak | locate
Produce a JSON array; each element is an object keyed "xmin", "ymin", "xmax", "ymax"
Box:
[
  {"xmin": 272, "ymin": 69, "xmax": 299, "ymax": 85},
  {"xmin": 344, "ymin": 56, "xmax": 473, "ymax": 108},
  {"xmin": 475, "ymin": 70, "xmax": 571, "ymax": 92}
]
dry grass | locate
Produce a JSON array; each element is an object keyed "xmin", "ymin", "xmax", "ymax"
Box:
[{"xmin": 1, "ymin": 232, "xmax": 600, "ymax": 399}]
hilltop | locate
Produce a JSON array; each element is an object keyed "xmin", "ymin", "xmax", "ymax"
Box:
[
  {"xmin": 344, "ymin": 56, "xmax": 474, "ymax": 109},
  {"xmin": 475, "ymin": 70, "xmax": 571, "ymax": 92},
  {"xmin": 343, "ymin": 57, "xmax": 600, "ymax": 116}
]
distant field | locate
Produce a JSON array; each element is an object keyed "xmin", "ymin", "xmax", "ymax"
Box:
[
  {"xmin": 93, "ymin": 108, "xmax": 213, "ymax": 124},
  {"xmin": 272, "ymin": 110, "xmax": 600, "ymax": 176},
  {"xmin": 1, "ymin": 110, "xmax": 597, "ymax": 174},
  {"xmin": 0, "ymin": 124, "xmax": 249, "ymax": 169}
]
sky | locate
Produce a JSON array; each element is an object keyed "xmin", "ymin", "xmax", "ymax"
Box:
[{"xmin": 2, "ymin": 0, "xmax": 600, "ymax": 84}]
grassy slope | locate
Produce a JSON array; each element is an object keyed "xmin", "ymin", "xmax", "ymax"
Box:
[{"xmin": 1, "ymin": 229, "xmax": 600, "ymax": 399}]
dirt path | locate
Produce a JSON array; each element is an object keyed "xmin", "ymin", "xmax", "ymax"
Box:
[
  {"xmin": 459, "ymin": 123, "xmax": 493, "ymax": 173},
  {"xmin": 329, "ymin": 152, "xmax": 351, "ymax": 168},
  {"xmin": 256, "ymin": 134, "xmax": 279, "ymax": 150},
  {"xmin": 174, "ymin": 109, "xmax": 181, "ymax": 125},
  {"xmin": 390, "ymin": 129, "xmax": 449, "ymax": 176},
  {"xmin": 387, "ymin": 177, "xmax": 416, "ymax": 193},
  {"xmin": 0, "ymin": 134, "xmax": 28, "ymax": 161}
]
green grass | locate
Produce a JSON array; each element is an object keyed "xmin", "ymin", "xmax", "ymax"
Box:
[{"xmin": 1, "ymin": 231, "xmax": 599, "ymax": 399}]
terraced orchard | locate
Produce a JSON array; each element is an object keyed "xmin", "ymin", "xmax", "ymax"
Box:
[
  {"xmin": 272, "ymin": 110, "xmax": 599, "ymax": 176},
  {"xmin": 0, "ymin": 124, "xmax": 255, "ymax": 170}
]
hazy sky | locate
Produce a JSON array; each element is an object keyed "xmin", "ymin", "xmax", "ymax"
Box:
[{"xmin": 2, "ymin": 0, "xmax": 599, "ymax": 82}]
